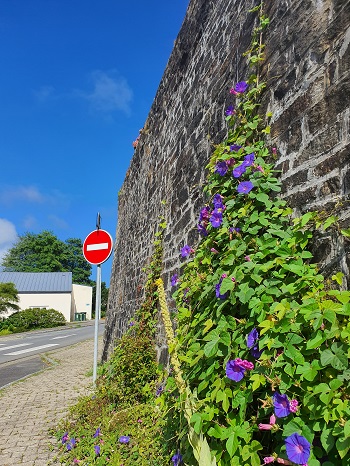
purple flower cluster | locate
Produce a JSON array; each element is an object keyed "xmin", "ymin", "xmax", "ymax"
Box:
[
  {"xmin": 197, "ymin": 194, "xmax": 226, "ymax": 235},
  {"xmin": 230, "ymin": 80, "xmax": 249, "ymax": 95},
  {"xmin": 94, "ymin": 444, "xmax": 100, "ymax": 456},
  {"xmin": 225, "ymin": 105, "xmax": 235, "ymax": 116},
  {"xmin": 263, "ymin": 433, "xmax": 310, "ymax": 465},
  {"xmin": 119, "ymin": 435, "xmax": 130, "ymax": 444},
  {"xmin": 273, "ymin": 392, "xmax": 299, "ymax": 418},
  {"xmin": 181, "ymin": 244, "xmax": 194, "ymax": 257},
  {"xmin": 285, "ymin": 433, "xmax": 310, "ymax": 465},
  {"xmin": 226, "ymin": 358, "xmax": 254, "ymax": 382},
  {"xmin": 171, "ymin": 274, "xmax": 179, "ymax": 287},
  {"xmin": 61, "ymin": 432, "xmax": 77, "ymax": 452},
  {"xmin": 233, "ymin": 153, "xmax": 255, "ymax": 178},
  {"xmin": 172, "ymin": 451, "xmax": 183, "ymax": 466},
  {"xmin": 215, "ymin": 274, "xmax": 228, "ymax": 300},
  {"xmin": 237, "ymin": 180, "xmax": 254, "ymax": 194},
  {"xmin": 246, "ymin": 328, "xmax": 263, "ymax": 358}
]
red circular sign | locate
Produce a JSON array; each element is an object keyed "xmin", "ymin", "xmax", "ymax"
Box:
[{"xmin": 83, "ymin": 229, "xmax": 113, "ymax": 265}]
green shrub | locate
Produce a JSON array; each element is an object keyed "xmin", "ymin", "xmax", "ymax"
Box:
[
  {"xmin": 5, "ymin": 308, "xmax": 66, "ymax": 331},
  {"xmin": 97, "ymin": 329, "xmax": 159, "ymax": 407}
]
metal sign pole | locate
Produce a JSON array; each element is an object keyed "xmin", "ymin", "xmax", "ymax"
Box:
[{"xmin": 93, "ymin": 263, "xmax": 101, "ymax": 385}]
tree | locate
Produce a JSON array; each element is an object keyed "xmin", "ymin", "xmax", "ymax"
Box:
[
  {"xmin": 1, "ymin": 231, "xmax": 92, "ymax": 285},
  {"xmin": 62, "ymin": 238, "xmax": 92, "ymax": 285},
  {"xmin": 92, "ymin": 281, "xmax": 109, "ymax": 317},
  {"xmin": 0, "ymin": 282, "xmax": 20, "ymax": 314}
]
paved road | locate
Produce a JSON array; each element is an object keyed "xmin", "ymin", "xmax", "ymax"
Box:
[
  {"xmin": 0, "ymin": 321, "xmax": 104, "ymax": 388},
  {"xmin": 0, "ymin": 337, "xmax": 102, "ymax": 465},
  {"xmin": 0, "ymin": 321, "xmax": 104, "ymax": 364}
]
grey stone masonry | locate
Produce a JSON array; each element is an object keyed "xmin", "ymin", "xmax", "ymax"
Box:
[{"xmin": 103, "ymin": 0, "xmax": 350, "ymax": 359}]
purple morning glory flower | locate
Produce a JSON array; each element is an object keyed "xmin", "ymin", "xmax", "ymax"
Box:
[
  {"xmin": 234, "ymin": 81, "xmax": 249, "ymax": 93},
  {"xmin": 251, "ymin": 345, "xmax": 263, "ymax": 359},
  {"xmin": 214, "ymin": 160, "xmax": 228, "ymax": 176},
  {"xmin": 225, "ymin": 105, "xmax": 235, "ymax": 116},
  {"xmin": 226, "ymin": 359, "xmax": 246, "ymax": 382},
  {"xmin": 197, "ymin": 223, "xmax": 208, "ymax": 236},
  {"xmin": 213, "ymin": 193, "xmax": 224, "ymax": 209},
  {"xmin": 273, "ymin": 392, "xmax": 291, "ymax": 418},
  {"xmin": 156, "ymin": 385, "xmax": 164, "ymax": 396},
  {"xmin": 230, "ymin": 144, "xmax": 242, "ymax": 152},
  {"xmin": 232, "ymin": 164, "xmax": 247, "ymax": 178},
  {"xmin": 247, "ymin": 328, "xmax": 259, "ymax": 348},
  {"xmin": 171, "ymin": 274, "xmax": 179, "ymax": 287},
  {"xmin": 66, "ymin": 442, "xmax": 72, "ymax": 451},
  {"xmin": 237, "ymin": 180, "xmax": 254, "ymax": 194},
  {"xmin": 210, "ymin": 210, "xmax": 223, "ymax": 228},
  {"xmin": 199, "ymin": 206, "xmax": 210, "ymax": 221},
  {"xmin": 94, "ymin": 444, "xmax": 100, "ymax": 456},
  {"xmin": 181, "ymin": 245, "xmax": 193, "ymax": 257},
  {"xmin": 70, "ymin": 438, "xmax": 76, "ymax": 447},
  {"xmin": 61, "ymin": 432, "xmax": 69, "ymax": 444},
  {"xmin": 93, "ymin": 428, "xmax": 101, "ymax": 438},
  {"xmin": 119, "ymin": 435, "xmax": 130, "ymax": 444},
  {"xmin": 285, "ymin": 433, "xmax": 311, "ymax": 465},
  {"xmin": 172, "ymin": 451, "xmax": 183, "ymax": 466},
  {"xmin": 215, "ymin": 277, "xmax": 228, "ymax": 299},
  {"xmin": 242, "ymin": 152, "xmax": 255, "ymax": 167}
]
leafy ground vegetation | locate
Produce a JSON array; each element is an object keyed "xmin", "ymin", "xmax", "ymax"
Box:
[{"xmin": 55, "ymin": 5, "xmax": 350, "ymax": 466}]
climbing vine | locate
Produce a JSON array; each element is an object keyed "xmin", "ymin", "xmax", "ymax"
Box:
[{"xmin": 168, "ymin": 6, "xmax": 350, "ymax": 466}]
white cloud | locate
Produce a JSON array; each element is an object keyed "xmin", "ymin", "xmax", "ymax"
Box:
[
  {"xmin": 0, "ymin": 185, "xmax": 70, "ymax": 209},
  {"xmin": 23, "ymin": 215, "xmax": 38, "ymax": 230},
  {"xmin": 0, "ymin": 219, "xmax": 18, "ymax": 264},
  {"xmin": 80, "ymin": 70, "xmax": 133, "ymax": 115},
  {"xmin": 0, "ymin": 185, "xmax": 45, "ymax": 205},
  {"xmin": 33, "ymin": 85, "xmax": 55, "ymax": 102},
  {"xmin": 48, "ymin": 214, "xmax": 69, "ymax": 230}
]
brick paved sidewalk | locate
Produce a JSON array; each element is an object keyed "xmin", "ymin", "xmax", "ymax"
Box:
[{"xmin": 0, "ymin": 338, "xmax": 100, "ymax": 466}]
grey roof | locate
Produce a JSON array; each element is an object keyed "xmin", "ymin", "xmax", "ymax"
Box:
[{"xmin": 0, "ymin": 272, "xmax": 72, "ymax": 293}]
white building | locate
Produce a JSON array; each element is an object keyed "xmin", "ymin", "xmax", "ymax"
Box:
[{"xmin": 0, "ymin": 272, "xmax": 92, "ymax": 322}]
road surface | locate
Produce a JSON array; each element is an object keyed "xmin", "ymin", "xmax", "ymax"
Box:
[{"xmin": 0, "ymin": 321, "xmax": 104, "ymax": 388}]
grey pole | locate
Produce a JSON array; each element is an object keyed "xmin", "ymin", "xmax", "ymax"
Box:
[{"xmin": 93, "ymin": 263, "xmax": 101, "ymax": 385}]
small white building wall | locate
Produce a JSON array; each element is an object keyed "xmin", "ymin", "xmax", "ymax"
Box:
[
  {"xmin": 72, "ymin": 284, "xmax": 92, "ymax": 321},
  {"xmin": 17, "ymin": 292, "xmax": 72, "ymax": 322}
]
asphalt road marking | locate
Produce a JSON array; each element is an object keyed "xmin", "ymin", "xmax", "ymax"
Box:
[
  {"xmin": 51, "ymin": 334, "xmax": 77, "ymax": 340},
  {"xmin": 5, "ymin": 344, "xmax": 59, "ymax": 355},
  {"xmin": 0, "ymin": 343, "xmax": 31, "ymax": 352}
]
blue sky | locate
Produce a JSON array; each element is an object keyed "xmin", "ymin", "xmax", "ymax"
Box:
[{"xmin": 0, "ymin": 0, "xmax": 189, "ymax": 284}]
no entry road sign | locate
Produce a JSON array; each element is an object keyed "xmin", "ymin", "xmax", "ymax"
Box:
[{"xmin": 83, "ymin": 229, "xmax": 113, "ymax": 265}]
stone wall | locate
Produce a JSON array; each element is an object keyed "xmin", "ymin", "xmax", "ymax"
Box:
[{"xmin": 102, "ymin": 0, "xmax": 350, "ymax": 360}]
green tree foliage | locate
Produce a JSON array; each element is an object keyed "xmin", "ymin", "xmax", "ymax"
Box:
[
  {"xmin": 0, "ymin": 282, "xmax": 19, "ymax": 314},
  {"xmin": 1, "ymin": 231, "xmax": 92, "ymax": 285},
  {"xmin": 92, "ymin": 281, "xmax": 109, "ymax": 317}
]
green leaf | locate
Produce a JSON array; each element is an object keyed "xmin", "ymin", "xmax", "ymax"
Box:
[
  {"xmin": 323, "ymin": 215, "xmax": 337, "ymax": 230},
  {"xmin": 306, "ymin": 331, "xmax": 325, "ymax": 349},
  {"xmin": 204, "ymin": 331, "xmax": 220, "ymax": 357},
  {"xmin": 203, "ymin": 319, "xmax": 214, "ymax": 334},
  {"xmin": 336, "ymin": 437, "xmax": 350, "ymax": 459},
  {"xmin": 341, "ymin": 228, "xmax": 350, "ymax": 237},
  {"xmin": 344, "ymin": 420, "xmax": 350, "ymax": 438},
  {"xmin": 226, "ymin": 432, "xmax": 239, "ymax": 457},
  {"xmin": 320, "ymin": 346, "xmax": 348, "ymax": 371},
  {"xmin": 190, "ymin": 412, "xmax": 203, "ymax": 435}
]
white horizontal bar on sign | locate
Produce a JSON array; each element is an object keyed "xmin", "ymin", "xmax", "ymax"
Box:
[
  {"xmin": 86, "ymin": 242, "xmax": 108, "ymax": 251},
  {"xmin": 5, "ymin": 343, "xmax": 59, "ymax": 355}
]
